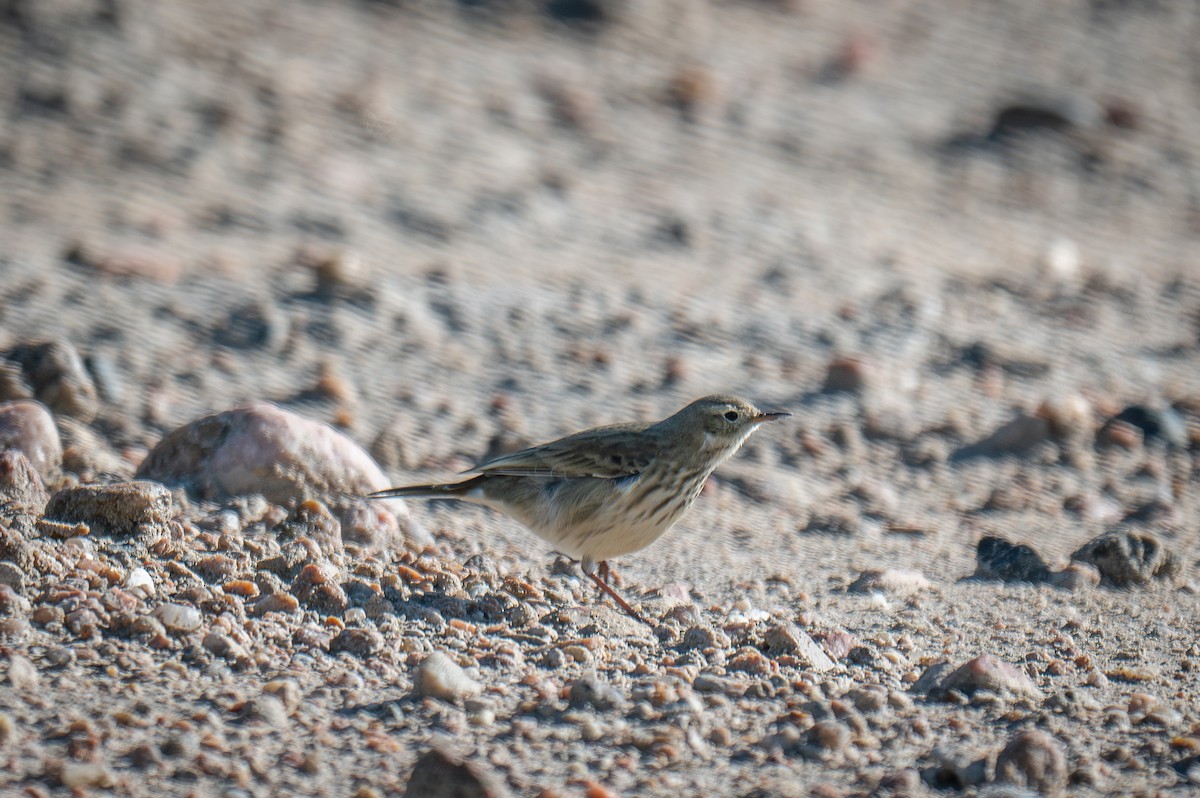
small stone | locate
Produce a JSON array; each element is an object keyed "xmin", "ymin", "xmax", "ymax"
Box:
[
  {"xmin": 213, "ymin": 301, "xmax": 286, "ymax": 351},
  {"xmin": 995, "ymin": 729, "xmax": 1068, "ymax": 797},
  {"xmin": 986, "ymin": 93, "xmax": 1104, "ymax": 140},
  {"xmin": 823, "ymin": 356, "xmax": 868, "ymax": 393},
  {"xmin": 3, "ymin": 340, "xmax": 99, "ymax": 422},
  {"xmin": 818, "ymin": 629, "xmax": 859, "ymax": 660},
  {"xmin": 975, "ymin": 537, "xmax": 1051, "ymax": 583},
  {"xmin": 763, "ymin": 623, "xmax": 804, "ymax": 655},
  {"xmin": 0, "ymin": 400, "xmax": 62, "ymax": 480},
  {"xmin": 0, "ymin": 711, "xmax": 14, "ymax": 745},
  {"xmin": 414, "ymin": 652, "xmax": 481, "ymax": 702},
  {"xmin": 680, "ymin": 625, "xmax": 731, "ymax": 651},
  {"xmin": 939, "ymin": 654, "xmax": 1041, "ymax": 699},
  {"xmin": 0, "ymin": 562, "xmax": 26, "ymax": 591},
  {"xmin": 203, "ymin": 631, "xmax": 249, "ymax": 661},
  {"xmin": 0, "ymin": 450, "xmax": 48, "ymax": 511},
  {"xmin": 43, "ymin": 481, "xmax": 175, "ymax": 537},
  {"xmin": 403, "ymin": 747, "xmax": 510, "ymax": 798},
  {"xmin": 847, "ymin": 685, "xmax": 889, "ymax": 713},
  {"xmin": 329, "ymin": 627, "xmax": 384, "ymax": 658},
  {"xmin": 1098, "ymin": 419, "xmax": 1142, "ymax": 449},
  {"xmin": 806, "ymin": 720, "xmax": 852, "ymax": 756},
  {"xmin": 67, "ymin": 241, "xmax": 183, "ymax": 282},
  {"xmin": 123, "ymin": 567, "xmax": 155, "ymax": 597},
  {"xmin": 250, "ymin": 591, "xmax": 300, "ymax": 615},
  {"xmin": 728, "ymin": 648, "xmax": 774, "ymax": 677},
  {"xmin": 153, "ymin": 603, "xmax": 203, "ymax": 633},
  {"xmin": 849, "ymin": 568, "xmax": 932, "ymax": 595},
  {"xmin": 59, "ymin": 761, "xmax": 116, "ymax": 788},
  {"xmin": 1107, "ymin": 405, "xmax": 1188, "ymax": 447},
  {"xmin": 1070, "ymin": 530, "xmax": 1180, "ymax": 587},
  {"xmin": 0, "ymin": 584, "xmax": 28, "ymax": 614},
  {"xmin": 1048, "ymin": 563, "xmax": 1100, "ymax": 591},
  {"xmin": 953, "ymin": 414, "xmax": 1051, "ymax": 459},
  {"xmin": 6, "ymin": 653, "xmax": 39, "ymax": 691},
  {"xmin": 243, "ymin": 694, "xmax": 289, "ymax": 727},
  {"xmin": 568, "ymin": 676, "xmax": 624, "ymax": 711}
]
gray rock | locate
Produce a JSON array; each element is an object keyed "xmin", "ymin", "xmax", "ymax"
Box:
[
  {"xmin": 568, "ymin": 675, "xmax": 624, "ymax": 711},
  {"xmin": 975, "ymin": 537, "xmax": 1052, "ymax": 583},
  {"xmin": 0, "ymin": 450, "xmax": 48, "ymax": 511},
  {"xmin": 3, "ymin": 340, "xmax": 99, "ymax": 422},
  {"xmin": 403, "ymin": 747, "xmax": 510, "ymax": 798},
  {"xmin": 43, "ymin": 480, "xmax": 175, "ymax": 537},
  {"xmin": 1071, "ymin": 529, "xmax": 1180, "ymax": 587},
  {"xmin": 995, "ymin": 729, "xmax": 1068, "ymax": 797}
]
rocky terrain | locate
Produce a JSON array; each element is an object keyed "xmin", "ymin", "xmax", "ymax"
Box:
[{"xmin": 2, "ymin": 0, "xmax": 1200, "ymax": 796}]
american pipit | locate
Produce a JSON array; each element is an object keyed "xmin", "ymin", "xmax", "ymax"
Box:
[{"xmin": 369, "ymin": 394, "xmax": 789, "ymax": 623}]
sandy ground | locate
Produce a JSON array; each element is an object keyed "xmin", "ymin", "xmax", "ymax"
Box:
[{"xmin": 2, "ymin": 0, "xmax": 1200, "ymax": 796}]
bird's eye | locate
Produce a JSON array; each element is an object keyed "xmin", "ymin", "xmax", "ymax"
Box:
[{"xmin": 723, "ymin": 410, "xmax": 739, "ymax": 422}]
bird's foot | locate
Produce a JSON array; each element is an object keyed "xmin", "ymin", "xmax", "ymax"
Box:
[{"xmin": 586, "ymin": 562, "xmax": 651, "ymax": 626}]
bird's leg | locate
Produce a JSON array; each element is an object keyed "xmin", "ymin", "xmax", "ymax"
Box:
[{"xmin": 582, "ymin": 557, "xmax": 650, "ymax": 626}]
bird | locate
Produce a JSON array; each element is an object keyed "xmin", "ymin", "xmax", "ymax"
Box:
[{"xmin": 368, "ymin": 394, "xmax": 790, "ymax": 623}]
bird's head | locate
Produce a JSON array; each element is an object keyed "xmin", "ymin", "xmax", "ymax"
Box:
[{"xmin": 664, "ymin": 394, "xmax": 791, "ymax": 454}]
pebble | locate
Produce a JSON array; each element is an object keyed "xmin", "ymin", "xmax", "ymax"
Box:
[
  {"xmin": 1070, "ymin": 529, "xmax": 1180, "ymax": 586},
  {"xmin": 974, "ymin": 537, "xmax": 1051, "ymax": 583},
  {"xmin": 1107, "ymin": 405, "xmax": 1188, "ymax": 447},
  {"xmin": 6, "ymin": 653, "xmax": 39, "ymax": 691},
  {"xmin": 403, "ymin": 747, "xmax": 510, "ymax": 798},
  {"xmin": 818, "ymin": 629, "xmax": 859, "ymax": 660},
  {"xmin": 849, "ymin": 568, "xmax": 932, "ymax": 595},
  {"xmin": 243, "ymin": 694, "xmax": 289, "ymax": 727},
  {"xmin": 806, "ymin": 720, "xmax": 852, "ymax": 756},
  {"xmin": 154, "ymin": 603, "xmax": 203, "ymax": 633},
  {"xmin": 953, "ymin": 414, "xmax": 1051, "ymax": 459},
  {"xmin": 1048, "ymin": 562, "xmax": 1100, "ymax": 591},
  {"xmin": 938, "ymin": 654, "xmax": 1041, "ymax": 699},
  {"xmin": 0, "ymin": 450, "xmax": 49, "ymax": 511},
  {"xmin": 0, "ymin": 561, "xmax": 26, "ymax": 591},
  {"xmin": 330, "ymin": 627, "xmax": 384, "ymax": 657},
  {"xmin": 995, "ymin": 729, "xmax": 1068, "ymax": 797},
  {"xmin": 568, "ymin": 676, "xmax": 624, "ymax": 711},
  {"xmin": 0, "ymin": 400, "xmax": 62, "ymax": 481},
  {"xmin": 3, "ymin": 339, "xmax": 99, "ymax": 422},
  {"xmin": 414, "ymin": 651, "xmax": 482, "ymax": 702},
  {"xmin": 203, "ymin": 631, "xmax": 249, "ymax": 661},
  {"xmin": 680, "ymin": 625, "xmax": 731, "ymax": 651},
  {"xmin": 250, "ymin": 591, "xmax": 300, "ymax": 615},
  {"xmin": 822, "ymin": 356, "xmax": 869, "ymax": 393},
  {"xmin": 0, "ymin": 711, "xmax": 13, "ymax": 745},
  {"xmin": 43, "ymin": 481, "xmax": 175, "ymax": 537},
  {"xmin": 59, "ymin": 761, "xmax": 116, "ymax": 788},
  {"xmin": 135, "ymin": 403, "xmax": 408, "ymax": 539}
]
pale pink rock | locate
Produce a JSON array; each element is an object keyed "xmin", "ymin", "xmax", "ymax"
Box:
[
  {"xmin": 941, "ymin": 654, "xmax": 1042, "ymax": 699},
  {"xmin": 849, "ymin": 568, "xmax": 932, "ymax": 595},
  {"xmin": 136, "ymin": 403, "xmax": 407, "ymax": 544},
  {"xmin": 0, "ymin": 400, "xmax": 62, "ymax": 481}
]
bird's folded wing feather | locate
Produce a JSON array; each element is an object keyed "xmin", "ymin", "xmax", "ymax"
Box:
[{"xmin": 467, "ymin": 423, "xmax": 656, "ymax": 478}]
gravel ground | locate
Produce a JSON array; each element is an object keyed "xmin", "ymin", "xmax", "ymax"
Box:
[{"xmin": 2, "ymin": 1, "xmax": 1200, "ymax": 796}]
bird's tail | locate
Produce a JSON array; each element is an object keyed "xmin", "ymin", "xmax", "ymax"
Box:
[{"xmin": 367, "ymin": 474, "xmax": 487, "ymax": 501}]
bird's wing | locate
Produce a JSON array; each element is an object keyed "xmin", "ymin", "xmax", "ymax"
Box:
[{"xmin": 468, "ymin": 423, "xmax": 657, "ymax": 478}]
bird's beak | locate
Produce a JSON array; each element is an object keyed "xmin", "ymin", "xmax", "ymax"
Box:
[{"xmin": 754, "ymin": 410, "xmax": 791, "ymax": 423}]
